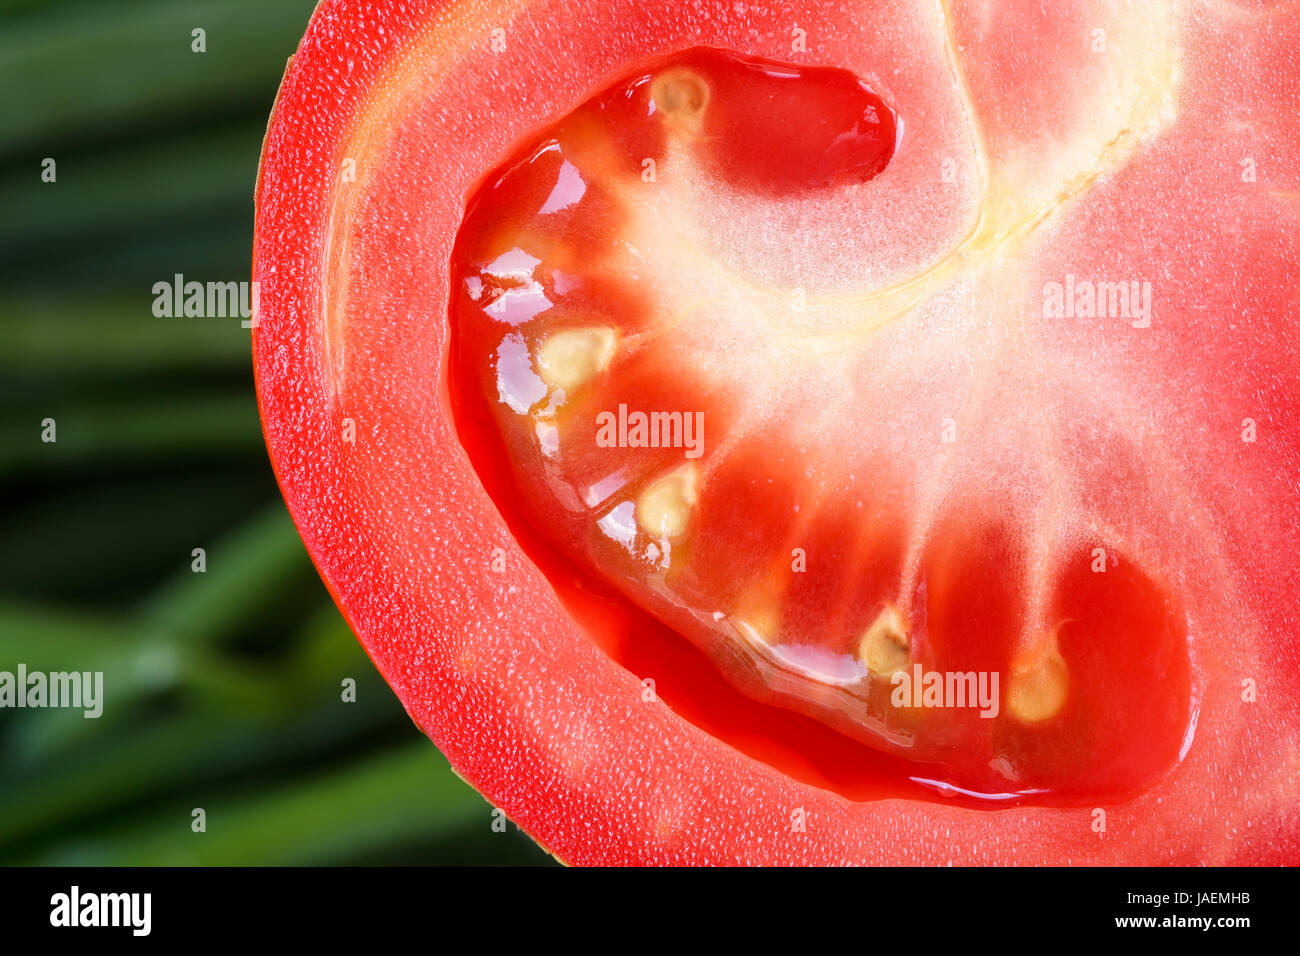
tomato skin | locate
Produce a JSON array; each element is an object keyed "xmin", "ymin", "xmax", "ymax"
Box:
[{"xmin": 254, "ymin": 0, "xmax": 1300, "ymax": 864}]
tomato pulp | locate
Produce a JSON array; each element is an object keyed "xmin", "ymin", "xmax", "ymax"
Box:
[{"xmin": 448, "ymin": 46, "xmax": 1191, "ymax": 805}]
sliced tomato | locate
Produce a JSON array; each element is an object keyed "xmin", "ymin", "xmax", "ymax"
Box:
[{"xmin": 254, "ymin": 0, "xmax": 1300, "ymax": 863}]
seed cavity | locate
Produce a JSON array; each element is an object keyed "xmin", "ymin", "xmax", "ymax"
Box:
[
  {"xmin": 635, "ymin": 465, "xmax": 698, "ymax": 541},
  {"xmin": 650, "ymin": 68, "xmax": 710, "ymax": 134},
  {"xmin": 859, "ymin": 605, "xmax": 910, "ymax": 676},
  {"xmin": 537, "ymin": 326, "xmax": 617, "ymax": 391},
  {"xmin": 1007, "ymin": 630, "xmax": 1070, "ymax": 724}
]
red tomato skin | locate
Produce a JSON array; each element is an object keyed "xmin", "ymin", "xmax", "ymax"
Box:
[{"xmin": 254, "ymin": 0, "xmax": 1300, "ymax": 864}]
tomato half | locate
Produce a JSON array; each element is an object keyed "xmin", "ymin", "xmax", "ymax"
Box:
[{"xmin": 254, "ymin": 0, "xmax": 1300, "ymax": 864}]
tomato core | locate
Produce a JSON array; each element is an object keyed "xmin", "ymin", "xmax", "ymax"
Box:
[{"xmin": 446, "ymin": 46, "xmax": 1192, "ymax": 807}]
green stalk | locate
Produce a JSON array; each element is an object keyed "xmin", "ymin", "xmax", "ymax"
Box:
[
  {"xmin": 0, "ymin": 0, "xmax": 319, "ymax": 160},
  {"xmin": 16, "ymin": 743, "xmax": 487, "ymax": 866},
  {"xmin": 0, "ymin": 393, "xmax": 261, "ymax": 477},
  {"xmin": 0, "ymin": 680, "xmax": 399, "ymax": 853},
  {"xmin": 0, "ymin": 298, "xmax": 252, "ymax": 370},
  {"xmin": 136, "ymin": 504, "xmax": 312, "ymax": 646},
  {"xmin": 0, "ymin": 119, "xmax": 270, "ymax": 254}
]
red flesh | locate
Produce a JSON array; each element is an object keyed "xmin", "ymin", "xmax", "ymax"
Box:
[{"xmin": 447, "ymin": 47, "xmax": 1190, "ymax": 803}]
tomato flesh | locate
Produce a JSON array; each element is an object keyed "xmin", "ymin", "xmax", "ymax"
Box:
[{"xmin": 447, "ymin": 46, "xmax": 1192, "ymax": 805}]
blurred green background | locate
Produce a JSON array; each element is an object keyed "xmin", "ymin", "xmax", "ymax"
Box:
[{"xmin": 0, "ymin": 0, "xmax": 552, "ymax": 865}]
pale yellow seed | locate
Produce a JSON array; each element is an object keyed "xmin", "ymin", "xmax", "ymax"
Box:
[
  {"xmin": 731, "ymin": 600, "xmax": 779, "ymax": 648},
  {"xmin": 537, "ymin": 327, "xmax": 616, "ymax": 391},
  {"xmin": 1007, "ymin": 637, "xmax": 1070, "ymax": 724},
  {"xmin": 635, "ymin": 465, "xmax": 697, "ymax": 540},
  {"xmin": 859, "ymin": 606, "xmax": 910, "ymax": 676},
  {"xmin": 649, "ymin": 68, "xmax": 710, "ymax": 133}
]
